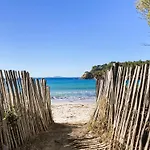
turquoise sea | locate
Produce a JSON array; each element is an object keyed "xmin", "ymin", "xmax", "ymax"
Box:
[{"xmin": 44, "ymin": 77, "xmax": 96, "ymax": 102}]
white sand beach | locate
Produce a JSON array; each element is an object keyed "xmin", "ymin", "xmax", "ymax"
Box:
[{"xmin": 51, "ymin": 101, "xmax": 96, "ymax": 124}]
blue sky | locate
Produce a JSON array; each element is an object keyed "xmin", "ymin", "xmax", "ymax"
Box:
[{"xmin": 0, "ymin": 0, "xmax": 149, "ymax": 77}]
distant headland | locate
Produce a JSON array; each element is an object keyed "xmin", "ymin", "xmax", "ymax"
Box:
[{"xmin": 81, "ymin": 60, "xmax": 150, "ymax": 79}]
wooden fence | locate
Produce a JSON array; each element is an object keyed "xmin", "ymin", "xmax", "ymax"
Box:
[
  {"xmin": 0, "ymin": 70, "xmax": 53, "ymax": 150},
  {"xmin": 92, "ymin": 64, "xmax": 150, "ymax": 150}
]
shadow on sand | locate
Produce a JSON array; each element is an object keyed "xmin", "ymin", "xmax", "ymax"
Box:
[{"xmin": 17, "ymin": 123, "xmax": 99, "ymax": 150}]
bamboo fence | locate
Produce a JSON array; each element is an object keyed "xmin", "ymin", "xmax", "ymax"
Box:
[
  {"xmin": 92, "ymin": 64, "xmax": 150, "ymax": 150},
  {"xmin": 0, "ymin": 70, "xmax": 53, "ymax": 150}
]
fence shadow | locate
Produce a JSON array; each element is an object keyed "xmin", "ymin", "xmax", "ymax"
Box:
[
  {"xmin": 17, "ymin": 123, "xmax": 84, "ymax": 150},
  {"xmin": 18, "ymin": 122, "xmax": 108, "ymax": 150}
]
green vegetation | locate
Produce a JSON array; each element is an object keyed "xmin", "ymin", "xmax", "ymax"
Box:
[
  {"xmin": 136, "ymin": 0, "xmax": 150, "ymax": 25},
  {"xmin": 82, "ymin": 60, "xmax": 150, "ymax": 79},
  {"xmin": 81, "ymin": 71, "xmax": 94, "ymax": 79}
]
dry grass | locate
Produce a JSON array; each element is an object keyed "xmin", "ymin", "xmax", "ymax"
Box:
[
  {"xmin": 111, "ymin": 140, "xmax": 126, "ymax": 150},
  {"xmin": 88, "ymin": 97, "xmax": 127, "ymax": 149},
  {"xmin": 89, "ymin": 97, "xmax": 112, "ymax": 143}
]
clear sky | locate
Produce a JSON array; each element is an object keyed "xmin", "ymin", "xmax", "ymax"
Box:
[{"xmin": 0, "ymin": 0, "xmax": 149, "ymax": 77}]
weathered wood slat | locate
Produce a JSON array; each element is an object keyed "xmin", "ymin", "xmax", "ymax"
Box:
[
  {"xmin": 130, "ymin": 65, "xmax": 147, "ymax": 149},
  {"xmin": 135, "ymin": 65, "xmax": 150, "ymax": 149},
  {"xmin": 125, "ymin": 65, "xmax": 144, "ymax": 149},
  {"xmin": 0, "ymin": 70, "xmax": 53, "ymax": 150},
  {"xmin": 91, "ymin": 64, "xmax": 150, "ymax": 150}
]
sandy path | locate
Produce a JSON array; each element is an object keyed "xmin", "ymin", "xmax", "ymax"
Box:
[
  {"xmin": 51, "ymin": 102, "xmax": 95, "ymax": 124},
  {"xmin": 18, "ymin": 102, "xmax": 107, "ymax": 150}
]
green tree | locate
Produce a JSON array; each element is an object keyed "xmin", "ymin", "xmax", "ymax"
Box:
[
  {"xmin": 136, "ymin": 0, "xmax": 150, "ymax": 25},
  {"xmin": 85, "ymin": 60, "xmax": 150, "ymax": 79}
]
